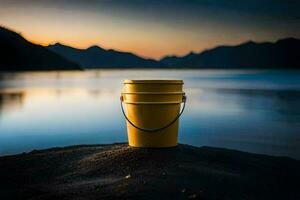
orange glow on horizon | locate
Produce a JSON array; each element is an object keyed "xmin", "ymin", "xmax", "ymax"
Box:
[
  {"xmin": 1, "ymin": 1, "xmax": 299, "ymax": 60},
  {"xmin": 13, "ymin": 25, "xmax": 285, "ymax": 60},
  {"xmin": 26, "ymin": 33, "xmax": 205, "ymax": 60},
  {"xmin": 24, "ymin": 30, "xmax": 242, "ymax": 60}
]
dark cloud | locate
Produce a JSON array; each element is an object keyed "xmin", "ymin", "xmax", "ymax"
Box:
[
  {"xmin": 2, "ymin": 0, "xmax": 299, "ymax": 18},
  {"xmin": 1, "ymin": 0, "xmax": 299, "ymax": 34}
]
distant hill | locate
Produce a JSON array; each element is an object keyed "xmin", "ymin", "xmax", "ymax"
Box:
[
  {"xmin": 47, "ymin": 43, "xmax": 162, "ymax": 68},
  {"xmin": 1, "ymin": 25, "xmax": 299, "ymax": 70},
  {"xmin": 161, "ymin": 38, "xmax": 300, "ymax": 68},
  {"xmin": 49, "ymin": 38, "xmax": 300, "ymax": 69},
  {"xmin": 0, "ymin": 27, "xmax": 80, "ymax": 71}
]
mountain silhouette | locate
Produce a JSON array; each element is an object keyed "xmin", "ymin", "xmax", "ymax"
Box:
[
  {"xmin": 0, "ymin": 27, "xmax": 80, "ymax": 71},
  {"xmin": 47, "ymin": 43, "xmax": 162, "ymax": 68},
  {"xmin": 1, "ymin": 26, "xmax": 299, "ymax": 70},
  {"xmin": 161, "ymin": 38, "xmax": 300, "ymax": 68},
  {"xmin": 49, "ymin": 38, "xmax": 300, "ymax": 69}
]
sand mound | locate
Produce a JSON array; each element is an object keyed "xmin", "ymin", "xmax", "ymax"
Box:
[{"xmin": 0, "ymin": 143, "xmax": 299, "ymax": 199}]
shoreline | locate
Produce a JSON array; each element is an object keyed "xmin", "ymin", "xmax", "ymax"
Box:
[
  {"xmin": 0, "ymin": 143, "xmax": 298, "ymax": 160},
  {"xmin": 0, "ymin": 143, "xmax": 299, "ymax": 199}
]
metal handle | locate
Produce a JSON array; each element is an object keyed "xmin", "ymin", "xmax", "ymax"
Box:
[{"xmin": 120, "ymin": 95, "xmax": 186, "ymax": 132}]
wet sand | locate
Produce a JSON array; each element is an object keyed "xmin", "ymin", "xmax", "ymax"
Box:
[{"xmin": 0, "ymin": 143, "xmax": 299, "ymax": 200}]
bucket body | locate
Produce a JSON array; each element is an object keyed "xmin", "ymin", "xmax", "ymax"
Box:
[{"xmin": 121, "ymin": 80, "xmax": 185, "ymax": 148}]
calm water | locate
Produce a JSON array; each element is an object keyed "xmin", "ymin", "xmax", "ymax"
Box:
[{"xmin": 0, "ymin": 69, "xmax": 300, "ymax": 159}]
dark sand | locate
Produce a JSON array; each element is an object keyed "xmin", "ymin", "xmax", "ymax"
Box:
[{"xmin": 0, "ymin": 143, "xmax": 299, "ymax": 200}]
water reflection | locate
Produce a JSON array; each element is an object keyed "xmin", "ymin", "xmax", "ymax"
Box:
[
  {"xmin": 181, "ymin": 87, "xmax": 300, "ymax": 159},
  {"xmin": 209, "ymin": 88, "xmax": 300, "ymax": 122},
  {"xmin": 0, "ymin": 91, "xmax": 24, "ymax": 115},
  {"xmin": 0, "ymin": 70, "xmax": 299, "ymax": 159}
]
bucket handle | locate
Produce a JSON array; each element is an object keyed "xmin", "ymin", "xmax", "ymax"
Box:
[{"xmin": 120, "ymin": 95, "xmax": 186, "ymax": 132}]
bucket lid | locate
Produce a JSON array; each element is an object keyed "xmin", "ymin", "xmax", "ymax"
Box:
[{"xmin": 124, "ymin": 80, "xmax": 183, "ymax": 84}]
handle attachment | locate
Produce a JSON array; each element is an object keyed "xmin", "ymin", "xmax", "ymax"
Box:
[{"xmin": 120, "ymin": 95, "xmax": 186, "ymax": 132}]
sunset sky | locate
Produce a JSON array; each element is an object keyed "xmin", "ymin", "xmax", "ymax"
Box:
[{"xmin": 0, "ymin": 0, "xmax": 299, "ymax": 59}]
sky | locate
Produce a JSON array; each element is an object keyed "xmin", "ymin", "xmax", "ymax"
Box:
[{"xmin": 0, "ymin": 0, "xmax": 299, "ymax": 59}]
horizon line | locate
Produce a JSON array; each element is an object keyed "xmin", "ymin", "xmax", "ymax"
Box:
[
  {"xmin": 44, "ymin": 37, "xmax": 299, "ymax": 61},
  {"xmin": 1, "ymin": 25, "xmax": 298, "ymax": 61}
]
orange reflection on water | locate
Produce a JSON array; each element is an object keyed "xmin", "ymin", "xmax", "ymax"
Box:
[{"xmin": 0, "ymin": 88, "xmax": 118, "ymax": 116}]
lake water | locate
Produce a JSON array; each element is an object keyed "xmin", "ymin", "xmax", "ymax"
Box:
[{"xmin": 0, "ymin": 69, "xmax": 300, "ymax": 159}]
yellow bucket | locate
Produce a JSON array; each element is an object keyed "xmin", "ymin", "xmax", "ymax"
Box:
[{"xmin": 120, "ymin": 80, "xmax": 186, "ymax": 147}]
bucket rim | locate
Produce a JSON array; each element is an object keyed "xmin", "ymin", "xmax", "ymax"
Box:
[
  {"xmin": 123, "ymin": 80, "xmax": 183, "ymax": 84},
  {"xmin": 122, "ymin": 92, "xmax": 185, "ymax": 95},
  {"xmin": 122, "ymin": 100, "xmax": 182, "ymax": 104}
]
